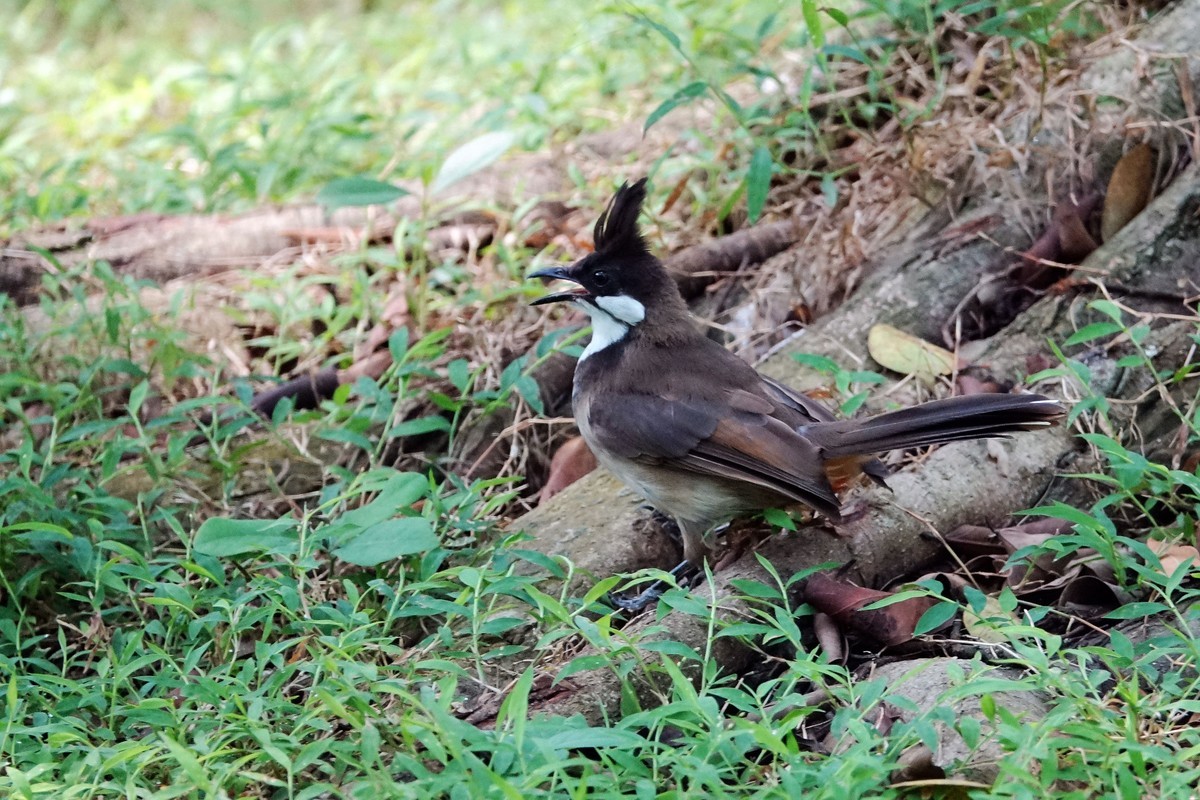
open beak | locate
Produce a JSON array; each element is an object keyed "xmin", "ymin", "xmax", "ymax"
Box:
[{"xmin": 529, "ymin": 265, "xmax": 589, "ymax": 306}]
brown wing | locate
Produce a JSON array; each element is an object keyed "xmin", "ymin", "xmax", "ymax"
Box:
[
  {"xmin": 585, "ymin": 392, "xmax": 841, "ymax": 518},
  {"xmin": 760, "ymin": 373, "xmax": 891, "ymax": 488}
]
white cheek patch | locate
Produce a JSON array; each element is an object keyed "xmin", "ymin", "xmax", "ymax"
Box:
[
  {"xmin": 576, "ymin": 294, "xmax": 645, "ymax": 362},
  {"xmin": 594, "ymin": 294, "xmax": 646, "ymax": 325}
]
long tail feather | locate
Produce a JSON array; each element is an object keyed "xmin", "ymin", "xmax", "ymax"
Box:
[{"xmin": 803, "ymin": 394, "xmax": 1064, "ymax": 458}]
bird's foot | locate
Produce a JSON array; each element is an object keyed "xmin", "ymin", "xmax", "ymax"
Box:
[
  {"xmin": 606, "ymin": 560, "xmax": 698, "ymax": 613},
  {"xmin": 607, "ymin": 583, "xmax": 666, "ymax": 612}
]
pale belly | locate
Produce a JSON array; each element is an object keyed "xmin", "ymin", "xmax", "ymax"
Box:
[
  {"xmin": 583, "ymin": 430, "xmax": 789, "ymax": 539},
  {"xmin": 604, "ymin": 453, "xmax": 749, "ymax": 524}
]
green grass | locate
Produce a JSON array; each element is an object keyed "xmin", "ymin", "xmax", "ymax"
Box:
[
  {"xmin": 0, "ymin": 0, "xmax": 808, "ymax": 232},
  {"xmin": 5, "ymin": 1, "xmax": 1200, "ymax": 798}
]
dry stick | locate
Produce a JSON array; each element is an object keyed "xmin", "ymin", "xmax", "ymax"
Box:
[
  {"xmin": 1175, "ymin": 61, "xmax": 1200, "ymax": 163},
  {"xmin": 248, "ymin": 369, "xmax": 342, "ymax": 418},
  {"xmin": 189, "ymin": 349, "xmax": 395, "ymax": 446},
  {"xmin": 667, "ymin": 220, "xmax": 801, "ymax": 299}
]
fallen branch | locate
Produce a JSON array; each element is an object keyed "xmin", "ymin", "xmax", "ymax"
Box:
[{"xmin": 666, "ymin": 219, "xmax": 801, "ymax": 299}]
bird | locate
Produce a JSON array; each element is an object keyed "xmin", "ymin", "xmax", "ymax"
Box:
[{"xmin": 530, "ymin": 178, "xmax": 1064, "ymax": 608}]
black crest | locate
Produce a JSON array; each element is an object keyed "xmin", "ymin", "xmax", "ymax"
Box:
[{"xmin": 593, "ymin": 178, "xmax": 649, "ymax": 258}]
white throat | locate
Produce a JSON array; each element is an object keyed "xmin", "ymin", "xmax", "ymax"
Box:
[{"xmin": 578, "ymin": 294, "xmax": 645, "ymax": 362}]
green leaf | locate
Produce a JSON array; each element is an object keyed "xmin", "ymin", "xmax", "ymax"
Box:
[
  {"xmin": 193, "ymin": 517, "xmax": 298, "ymax": 557},
  {"xmin": 1109, "ymin": 628, "xmax": 1135, "ymax": 662},
  {"xmin": 822, "ymin": 43, "xmax": 870, "ymax": 63},
  {"xmin": 1105, "ymin": 601, "xmax": 1170, "ymax": 619},
  {"xmin": 639, "ymin": 640, "xmax": 702, "ymax": 661},
  {"xmin": 389, "ymin": 327, "xmax": 410, "ymax": 361},
  {"xmin": 762, "ymin": 507, "xmax": 796, "ymax": 531},
  {"xmin": 499, "ymin": 357, "xmax": 524, "ymax": 392},
  {"xmin": 980, "ymin": 693, "xmax": 996, "ymax": 720},
  {"xmin": 128, "ymin": 380, "xmax": 149, "ymax": 418},
  {"xmin": 345, "ymin": 473, "xmax": 429, "ymax": 527},
  {"xmin": 958, "ymin": 714, "xmax": 981, "ymax": 751},
  {"xmin": 459, "ymin": 566, "xmax": 482, "ymax": 589},
  {"xmin": 1063, "ymin": 321, "xmax": 1123, "ymax": 346},
  {"xmin": 431, "ymin": 131, "xmax": 516, "ymax": 194},
  {"xmin": 478, "ymin": 616, "xmax": 526, "ymax": 636},
  {"xmin": 861, "ymin": 589, "xmax": 930, "ymax": 610},
  {"xmin": 825, "ymin": 7, "xmax": 850, "ymax": 26},
  {"xmin": 801, "ymin": 0, "xmax": 824, "ymax": 48},
  {"xmin": 914, "ymin": 600, "xmax": 959, "ymax": 636},
  {"xmin": 728, "ymin": 578, "xmax": 781, "ymax": 600},
  {"xmin": 1115, "ymin": 354, "xmax": 1144, "ymax": 368},
  {"xmin": 160, "ymin": 733, "xmax": 211, "ymax": 790},
  {"xmin": 317, "ymin": 427, "xmax": 374, "ymax": 451},
  {"xmin": 634, "ymin": 12, "xmax": 682, "ymax": 52},
  {"xmin": 514, "ymin": 375, "xmax": 545, "ymax": 415},
  {"xmin": 316, "ymin": 176, "xmax": 408, "ymax": 210},
  {"xmin": 333, "ymin": 518, "xmax": 438, "ymax": 566},
  {"xmin": 644, "ymin": 81, "xmax": 708, "ymax": 132},
  {"xmin": 105, "ymin": 306, "xmax": 121, "ymax": 342},
  {"xmin": 556, "ymin": 653, "xmax": 610, "ymax": 681},
  {"xmin": 840, "ymin": 391, "xmax": 869, "ymax": 416},
  {"xmin": 715, "ymin": 621, "xmax": 776, "ymax": 639},
  {"xmin": 756, "ymin": 12, "xmax": 779, "ymax": 40},
  {"xmin": 540, "ymin": 726, "xmax": 645, "ymax": 751},
  {"xmin": 820, "ymin": 173, "xmax": 838, "ymax": 207},
  {"xmin": 746, "ymin": 145, "xmax": 773, "ymax": 223},
  {"xmin": 1017, "ymin": 502, "xmax": 1100, "ymax": 531},
  {"xmin": 1089, "ymin": 299, "xmax": 1124, "ymax": 323},
  {"xmin": 6, "ymin": 521, "xmax": 74, "ymax": 540},
  {"xmin": 496, "ymin": 667, "xmax": 535, "ymax": 732},
  {"xmin": 388, "ymin": 416, "xmax": 451, "ymax": 437},
  {"xmin": 792, "ymin": 352, "xmax": 841, "ymax": 373},
  {"xmin": 448, "ymin": 358, "xmax": 472, "ymax": 393}
]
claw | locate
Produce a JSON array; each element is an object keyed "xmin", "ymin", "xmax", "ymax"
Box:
[
  {"xmin": 606, "ymin": 560, "xmax": 699, "ymax": 613},
  {"xmin": 606, "ymin": 583, "xmax": 667, "ymax": 612}
]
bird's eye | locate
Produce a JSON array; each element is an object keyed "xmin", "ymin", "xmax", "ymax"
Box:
[{"xmin": 592, "ymin": 270, "xmax": 610, "ymax": 288}]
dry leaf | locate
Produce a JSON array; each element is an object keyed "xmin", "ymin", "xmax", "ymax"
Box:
[
  {"xmin": 1056, "ymin": 207, "xmax": 1099, "ymax": 262},
  {"xmin": 867, "ymin": 323, "xmax": 959, "ymax": 381},
  {"xmin": 1057, "ymin": 572, "xmax": 1127, "ymax": 617},
  {"xmin": 1101, "ymin": 143, "xmax": 1154, "ymax": 242},
  {"xmin": 962, "ymin": 594, "xmax": 1016, "ymax": 644},
  {"xmin": 802, "ymin": 572, "xmax": 937, "ymax": 647},
  {"xmin": 1148, "ymin": 538, "xmax": 1200, "ymax": 577},
  {"xmin": 956, "ymin": 374, "xmax": 1003, "ymax": 396},
  {"xmin": 987, "ymin": 149, "xmax": 1016, "ymax": 169},
  {"xmin": 813, "ymin": 612, "xmax": 845, "ymax": 662},
  {"xmin": 538, "ymin": 436, "xmax": 598, "ymax": 504}
]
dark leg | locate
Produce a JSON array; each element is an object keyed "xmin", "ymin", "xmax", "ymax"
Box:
[{"xmin": 607, "ymin": 560, "xmax": 699, "ymax": 612}]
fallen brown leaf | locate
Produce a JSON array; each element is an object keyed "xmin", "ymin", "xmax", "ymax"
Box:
[
  {"xmin": 1101, "ymin": 143, "xmax": 1155, "ymax": 242},
  {"xmin": 1148, "ymin": 537, "xmax": 1200, "ymax": 577},
  {"xmin": 956, "ymin": 374, "xmax": 1003, "ymax": 396},
  {"xmin": 1056, "ymin": 205, "xmax": 1100, "ymax": 263},
  {"xmin": 538, "ymin": 436, "xmax": 599, "ymax": 505},
  {"xmin": 802, "ymin": 572, "xmax": 938, "ymax": 647}
]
